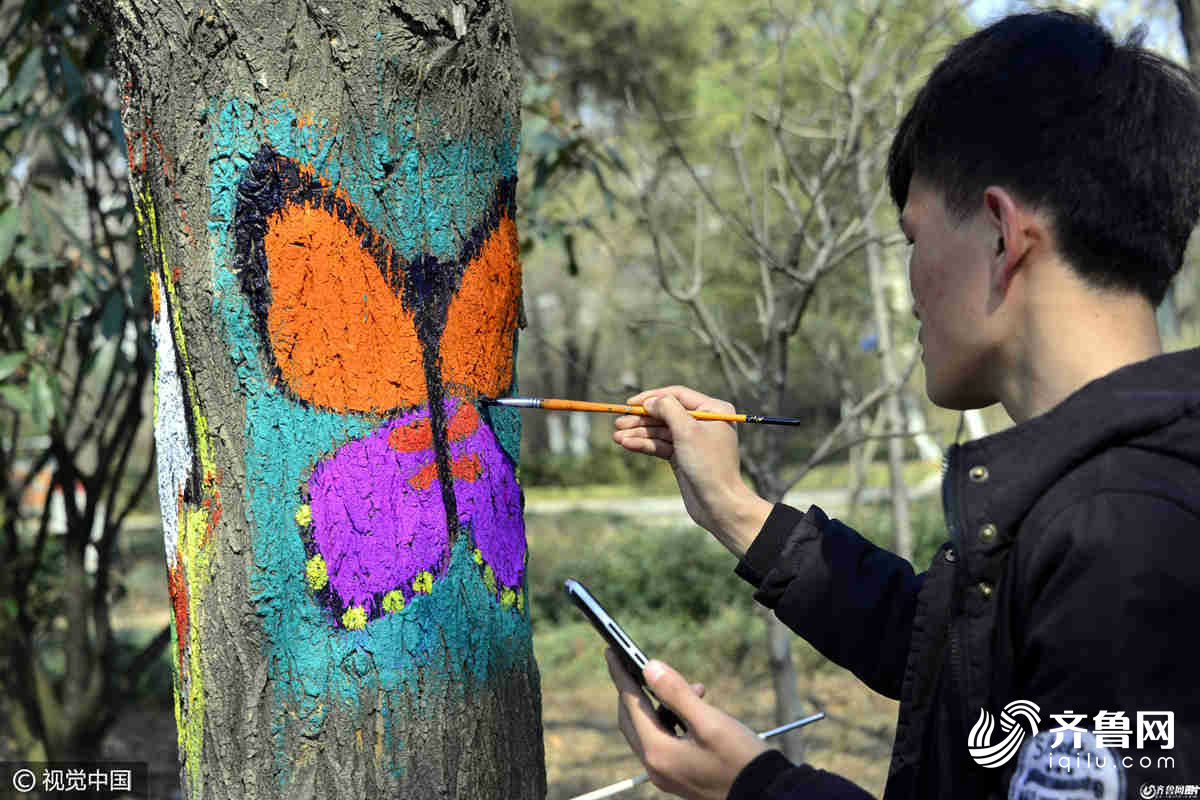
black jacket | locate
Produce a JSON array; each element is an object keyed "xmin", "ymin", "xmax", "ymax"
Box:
[{"xmin": 728, "ymin": 347, "xmax": 1200, "ymax": 799}]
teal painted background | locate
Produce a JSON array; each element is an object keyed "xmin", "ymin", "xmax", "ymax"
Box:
[{"xmin": 207, "ymin": 95, "xmax": 529, "ymax": 776}]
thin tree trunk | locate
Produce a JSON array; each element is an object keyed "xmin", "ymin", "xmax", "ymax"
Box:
[
  {"xmin": 89, "ymin": 2, "xmax": 544, "ymax": 797},
  {"xmin": 763, "ymin": 610, "xmax": 804, "ymax": 762},
  {"xmin": 1178, "ymin": 0, "xmax": 1200, "ymax": 75},
  {"xmin": 858, "ymin": 157, "xmax": 913, "ymax": 561},
  {"xmin": 754, "ymin": 474, "xmax": 804, "ymax": 763},
  {"xmin": 848, "ymin": 404, "xmax": 887, "ymax": 515}
]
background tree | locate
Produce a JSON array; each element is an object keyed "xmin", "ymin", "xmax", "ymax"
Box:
[
  {"xmin": 510, "ymin": 0, "xmax": 704, "ymax": 462},
  {"xmin": 603, "ymin": 0, "xmax": 970, "ymax": 758},
  {"xmin": 0, "ymin": 0, "xmax": 165, "ymax": 763},
  {"xmin": 87, "ymin": 1, "xmax": 543, "ymax": 797}
]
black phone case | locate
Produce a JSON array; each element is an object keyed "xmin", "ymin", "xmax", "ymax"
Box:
[{"xmin": 564, "ymin": 578, "xmax": 687, "ymax": 735}]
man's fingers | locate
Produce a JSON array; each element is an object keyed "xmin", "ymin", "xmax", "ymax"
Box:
[
  {"xmin": 643, "ymin": 660, "xmax": 711, "ymax": 733},
  {"xmin": 605, "ymin": 647, "xmax": 640, "ymax": 692},
  {"xmin": 613, "ymin": 421, "xmax": 672, "ymax": 440},
  {"xmin": 627, "ymin": 385, "xmax": 718, "ymax": 410},
  {"xmin": 614, "ymin": 413, "xmax": 670, "ymax": 432},
  {"xmin": 612, "ymin": 427, "xmax": 675, "ymax": 460},
  {"xmin": 606, "ymin": 649, "xmax": 664, "ymax": 755}
]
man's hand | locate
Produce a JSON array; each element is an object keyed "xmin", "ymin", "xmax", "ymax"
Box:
[
  {"xmin": 606, "ymin": 649, "xmax": 768, "ymax": 800},
  {"xmin": 612, "ymin": 386, "xmax": 772, "ymax": 557}
]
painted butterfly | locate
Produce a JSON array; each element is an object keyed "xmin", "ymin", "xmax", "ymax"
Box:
[{"xmin": 233, "ymin": 145, "xmax": 524, "ymax": 628}]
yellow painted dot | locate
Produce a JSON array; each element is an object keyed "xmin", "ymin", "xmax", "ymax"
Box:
[
  {"xmin": 342, "ymin": 606, "xmax": 367, "ymax": 629},
  {"xmin": 472, "ymin": 548, "xmax": 483, "ymax": 565},
  {"xmin": 306, "ymin": 554, "xmax": 328, "ymax": 591},
  {"xmin": 382, "ymin": 590, "xmax": 406, "ymax": 613},
  {"xmin": 483, "ymin": 565, "xmax": 497, "ymax": 595},
  {"xmin": 413, "ymin": 571, "xmax": 433, "ymax": 594},
  {"xmin": 500, "ymin": 587, "xmax": 516, "ymax": 609},
  {"xmin": 295, "ymin": 504, "xmax": 312, "ymax": 526}
]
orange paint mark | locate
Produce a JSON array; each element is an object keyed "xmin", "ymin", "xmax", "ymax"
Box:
[
  {"xmin": 409, "ymin": 462, "xmax": 438, "ymax": 490},
  {"xmin": 389, "ymin": 419, "xmax": 434, "ymax": 452},
  {"xmin": 167, "ymin": 552, "xmax": 190, "ymax": 670},
  {"xmin": 203, "ymin": 486, "xmax": 222, "ymax": 544},
  {"xmin": 406, "ymin": 454, "xmax": 481, "ymax": 489},
  {"xmin": 446, "ymin": 402, "xmax": 480, "ymax": 442},
  {"xmin": 451, "ymin": 453, "xmax": 482, "ymax": 482},
  {"xmin": 442, "ymin": 213, "xmax": 521, "ymax": 397},
  {"xmin": 150, "ymin": 272, "xmax": 161, "ymax": 317},
  {"xmin": 263, "ymin": 202, "xmax": 426, "ymax": 413}
]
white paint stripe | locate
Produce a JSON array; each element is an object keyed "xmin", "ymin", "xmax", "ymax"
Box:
[{"xmin": 153, "ymin": 277, "xmax": 193, "ymax": 567}]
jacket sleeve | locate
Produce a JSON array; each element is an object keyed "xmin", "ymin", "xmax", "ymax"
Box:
[
  {"xmin": 728, "ymin": 751, "xmax": 874, "ymax": 800},
  {"xmin": 735, "ymin": 503, "xmax": 927, "ymax": 700},
  {"xmin": 1002, "ymin": 491, "xmax": 1200, "ymax": 796}
]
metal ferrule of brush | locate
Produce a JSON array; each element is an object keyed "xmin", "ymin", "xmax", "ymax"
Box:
[{"xmin": 488, "ymin": 397, "xmax": 543, "ymax": 409}]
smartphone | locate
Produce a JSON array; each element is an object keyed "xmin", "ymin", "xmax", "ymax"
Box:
[{"xmin": 564, "ymin": 578, "xmax": 687, "ymax": 735}]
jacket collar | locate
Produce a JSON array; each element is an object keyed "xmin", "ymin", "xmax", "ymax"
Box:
[{"xmin": 942, "ymin": 346, "xmax": 1200, "ymax": 550}]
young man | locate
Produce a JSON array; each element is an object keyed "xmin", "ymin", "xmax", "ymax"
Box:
[{"xmin": 607, "ymin": 11, "xmax": 1200, "ymax": 799}]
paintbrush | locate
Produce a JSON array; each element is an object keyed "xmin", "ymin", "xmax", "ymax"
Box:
[{"xmin": 482, "ymin": 397, "xmax": 806, "ymax": 426}]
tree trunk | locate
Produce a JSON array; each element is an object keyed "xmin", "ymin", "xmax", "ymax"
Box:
[
  {"xmin": 1178, "ymin": 0, "xmax": 1200, "ymax": 75},
  {"xmin": 89, "ymin": 2, "xmax": 543, "ymax": 798},
  {"xmin": 858, "ymin": 156, "xmax": 913, "ymax": 561},
  {"xmin": 762, "ymin": 610, "xmax": 804, "ymax": 762}
]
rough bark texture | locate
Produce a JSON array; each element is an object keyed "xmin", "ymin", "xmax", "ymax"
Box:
[{"xmin": 88, "ymin": 1, "xmax": 544, "ymax": 797}]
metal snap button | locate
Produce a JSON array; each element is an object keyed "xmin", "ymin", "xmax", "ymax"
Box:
[
  {"xmin": 979, "ymin": 523, "xmax": 997, "ymax": 542},
  {"xmin": 978, "ymin": 581, "xmax": 993, "ymax": 597},
  {"xmin": 969, "ymin": 465, "xmax": 989, "ymax": 482},
  {"xmin": 945, "ymin": 548, "xmax": 957, "ymax": 563}
]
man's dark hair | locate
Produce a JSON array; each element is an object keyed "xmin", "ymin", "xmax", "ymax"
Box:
[{"xmin": 888, "ymin": 10, "xmax": 1200, "ymax": 306}]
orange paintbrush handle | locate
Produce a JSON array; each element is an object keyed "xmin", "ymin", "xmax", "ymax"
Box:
[
  {"xmin": 538, "ymin": 398, "xmax": 749, "ymax": 423},
  {"xmin": 484, "ymin": 397, "xmax": 805, "ymax": 426}
]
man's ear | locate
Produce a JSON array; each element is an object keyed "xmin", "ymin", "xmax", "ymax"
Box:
[{"xmin": 982, "ymin": 186, "xmax": 1039, "ymax": 298}]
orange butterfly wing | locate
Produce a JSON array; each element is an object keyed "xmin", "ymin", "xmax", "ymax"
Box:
[
  {"xmin": 262, "ymin": 201, "xmax": 427, "ymax": 413},
  {"xmin": 441, "ymin": 210, "xmax": 521, "ymax": 398}
]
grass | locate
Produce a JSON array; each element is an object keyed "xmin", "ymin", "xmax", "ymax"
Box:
[{"xmin": 523, "ymin": 457, "xmax": 943, "ymax": 503}]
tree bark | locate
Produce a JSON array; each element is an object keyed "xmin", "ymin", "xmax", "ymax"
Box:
[{"xmin": 89, "ymin": 1, "xmax": 543, "ymax": 797}]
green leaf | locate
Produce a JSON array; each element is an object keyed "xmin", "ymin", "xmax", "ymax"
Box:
[
  {"xmin": 28, "ymin": 365, "xmax": 53, "ymax": 429},
  {"xmin": 47, "ymin": 202, "xmax": 110, "ymax": 273},
  {"xmin": 0, "ymin": 204, "xmax": 19, "ymax": 264},
  {"xmin": 522, "ymin": 113, "xmax": 550, "ymax": 141},
  {"xmin": 0, "ymin": 385, "xmax": 32, "ymax": 414},
  {"xmin": 0, "ymin": 353, "xmax": 24, "ymax": 383},
  {"xmin": 529, "ymin": 129, "xmax": 570, "ymax": 157},
  {"xmin": 521, "ymin": 82, "xmax": 555, "ymax": 106},
  {"xmin": 1, "ymin": 46, "xmax": 43, "ymax": 107},
  {"xmin": 57, "ymin": 49, "xmax": 84, "ymax": 109},
  {"xmin": 100, "ymin": 289, "xmax": 125, "ymax": 340},
  {"xmin": 24, "ymin": 190, "xmax": 50, "ymax": 252}
]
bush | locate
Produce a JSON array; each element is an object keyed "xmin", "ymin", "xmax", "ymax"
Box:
[
  {"xmin": 518, "ymin": 443, "xmax": 667, "ymax": 488},
  {"xmin": 526, "ymin": 512, "xmax": 752, "ymax": 627}
]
